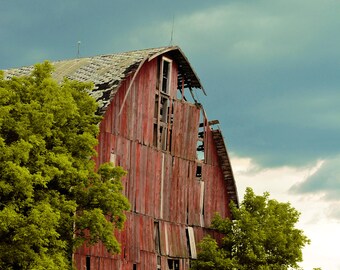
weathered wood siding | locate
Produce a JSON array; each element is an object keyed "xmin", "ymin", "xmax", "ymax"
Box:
[{"xmin": 75, "ymin": 55, "xmax": 232, "ymax": 269}]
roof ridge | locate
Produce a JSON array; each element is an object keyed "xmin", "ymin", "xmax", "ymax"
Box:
[{"xmin": 3, "ymin": 45, "xmax": 203, "ymax": 115}]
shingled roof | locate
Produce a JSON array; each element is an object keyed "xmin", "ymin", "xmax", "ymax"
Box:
[{"xmin": 4, "ymin": 46, "xmax": 204, "ymax": 115}]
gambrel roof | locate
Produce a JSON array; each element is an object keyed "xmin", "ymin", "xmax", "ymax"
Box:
[
  {"xmin": 4, "ymin": 46, "xmax": 238, "ymax": 208},
  {"xmin": 4, "ymin": 46, "xmax": 204, "ymax": 115}
]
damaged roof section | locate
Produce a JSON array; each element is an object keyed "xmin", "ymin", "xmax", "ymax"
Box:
[
  {"xmin": 4, "ymin": 46, "xmax": 204, "ymax": 115},
  {"xmin": 210, "ymin": 123, "xmax": 239, "ymax": 207}
]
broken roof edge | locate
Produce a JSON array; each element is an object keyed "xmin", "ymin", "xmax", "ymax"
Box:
[
  {"xmin": 210, "ymin": 126, "xmax": 239, "ymax": 208},
  {"xmin": 3, "ymin": 45, "xmax": 206, "ymax": 114},
  {"xmin": 147, "ymin": 46, "xmax": 206, "ymax": 95}
]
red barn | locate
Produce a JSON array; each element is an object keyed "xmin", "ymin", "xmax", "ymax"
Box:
[{"xmin": 6, "ymin": 46, "xmax": 238, "ymax": 270}]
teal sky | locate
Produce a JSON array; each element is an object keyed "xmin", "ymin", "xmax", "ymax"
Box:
[{"xmin": 1, "ymin": 1, "xmax": 340, "ymax": 268}]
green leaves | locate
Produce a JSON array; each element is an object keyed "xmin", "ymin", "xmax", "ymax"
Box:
[
  {"xmin": 0, "ymin": 62, "xmax": 129, "ymax": 269},
  {"xmin": 191, "ymin": 235, "xmax": 239, "ymax": 270},
  {"xmin": 192, "ymin": 188, "xmax": 310, "ymax": 270}
]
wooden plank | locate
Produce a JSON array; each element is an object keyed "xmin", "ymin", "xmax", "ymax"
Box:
[
  {"xmin": 136, "ymin": 70, "xmax": 143, "ymax": 142},
  {"xmin": 160, "ymin": 153, "xmax": 165, "ymax": 220},
  {"xmin": 135, "ymin": 143, "xmax": 141, "ymax": 213},
  {"xmin": 142, "ymin": 61, "xmax": 151, "ymax": 145},
  {"xmin": 140, "ymin": 144, "xmax": 147, "ymax": 214},
  {"xmin": 170, "ymin": 156, "xmax": 179, "ymax": 222},
  {"xmin": 187, "ymin": 227, "xmax": 197, "ymax": 259},
  {"xmin": 129, "ymin": 139, "xmax": 137, "ymax": 211},
  {"xmin": 165, "ymin": 153, "xmax": 173, "ymax": 221},
  {"xmin": 171, "ymin": 101, "xmax": 181, "ymax": 157},
  {"xmin": 130, "ymin": 75, "xmax": 137, "ymax": 141},
  {"xmin": 170, "ymin": 59, "xmax": 178, "ymax": 98},
  {"xmin": 154, "ymin": 150, "xmax": 162, "ymax": 219}
]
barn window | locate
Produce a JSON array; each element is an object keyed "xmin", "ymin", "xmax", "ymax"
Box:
[
  {"xmin": 86, "ymin": 256, "xmax": 91, "ymax": 270},
  {"xmin": 154, "ymin": 221, "xmax": 161, "ymax": 254},
  {"xmin": 167, "ymin": 259, "xmax": 180, "ymax": 270},
  {"xmin": 195, "ymin": 163, "xmax": 202, "ymax": 179},
  {"xmin": 196, "ymin": 107, "xmax": 206, "ymax": 161},
  {"xmin": 186, "ymin": 227, "xmax": 197, "ymax": 259},
  {"xmin": 154, "ymin": 94, "xmax": 159, "ymax": 118},
  {"xmin": 161, "ymin": 58, "xmax": 171, "ymax": 94},
  {"xmin": 153, "ymin": 57, "xmax": 173, "ymax": 151}
]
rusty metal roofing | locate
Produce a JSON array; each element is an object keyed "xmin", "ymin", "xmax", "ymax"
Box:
[{"xmin": 4, "ymin": 46, "xmax": 204, "ymax": 115}]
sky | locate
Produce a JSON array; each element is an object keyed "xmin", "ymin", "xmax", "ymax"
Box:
[{"xmin": 1, "ymin": 1, "xmax": 340, "ymax": 269}]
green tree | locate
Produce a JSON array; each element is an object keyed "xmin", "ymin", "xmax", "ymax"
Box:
[
  {"xmin": 191, "ymin": 188, "xmax": 310, "ymax": 270},
  {"xmin": 0, "ymin": 62, "xmax": 130, "ymax": 269}
]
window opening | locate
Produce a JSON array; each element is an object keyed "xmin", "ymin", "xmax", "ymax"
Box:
[
  {"xmin": 133, "ymin": 263, "xmax": 137, "ymax": 270},
  {"xmin": 160, "ymin": 97, "xmax": 168, "ymax": 123},
  {"xmin": 167, "ymin": 259, "xmax": 180, "ymax": 270},
  {"xmin": 162, "ymin": 59, "xmax": 171, "ymax": 94},
  {"xmin": 154, "ymin": 94, "xmax": 159, "ymax": 118},
  {"xmin": 86, "ymin": 256, "xmax": 91, "ymax": 270},
  {"xmin": 160, "ymin": 126, "xmax": 167, "ymax": 151},
  {"xmin": 168, "ymin": 129, "xmax": 173, "ymax": 152},
  {"xmin": 153, "ymin": 57, "xmax": 173, "ymax": 151},
  {"xmin": 153, "ymin": 124, "xmax": 158, "ymax": 147},
  {"xmin": 195, "ymin": 163, "xmax": 202, "ymax": 179},
  {"xmin": 186, "ymin": 227, "xmax": 197, "ymax": 259},
  {"xmin": 196, "ymin": 141, "xmax": 204, "ymax": 152},
  {"xmin": 154, "ymin": 221, "xmax": 161, "ymax": 254},
  {"xmin": 196, "ymin": 108, "xmax": 206, "ymax": 161}
]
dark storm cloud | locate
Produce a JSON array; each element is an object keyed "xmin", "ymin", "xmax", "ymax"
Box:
[{"xmin": 1, "ymin": 0, "xmax": 340, "ymax": 169}]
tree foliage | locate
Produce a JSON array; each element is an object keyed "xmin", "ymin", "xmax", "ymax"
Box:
[
  {"xmin": 0, "ymin": 62, "xmax": 130, "ymax": 269},
  {"xmin": 191, "ymin": 188, "xmax": 310, "ymax": 270}
]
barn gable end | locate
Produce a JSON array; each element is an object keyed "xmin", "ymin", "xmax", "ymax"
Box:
[{"xmin": 5, "ymin": 46, "xmax": 238, "ymax": 270}]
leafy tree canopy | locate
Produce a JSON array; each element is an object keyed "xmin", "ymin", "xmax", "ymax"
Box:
[
  {"xmin": 0, "ymin": 62, "xmax": 130, "ymax": 269},
  {"xmin": 191, "ymin": 188, "xmax": 310, "ymax": 270}
]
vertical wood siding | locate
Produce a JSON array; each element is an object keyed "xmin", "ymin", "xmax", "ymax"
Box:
[{"xmin": 75, "ymin": 55, "xmax": 233, "ymax": 269}]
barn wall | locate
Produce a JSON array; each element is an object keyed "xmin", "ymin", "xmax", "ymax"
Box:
[{"xmin": 75, "ymin": 55, "xmax": 232, "ymax": 269}]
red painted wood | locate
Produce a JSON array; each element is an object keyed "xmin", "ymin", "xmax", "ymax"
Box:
[{"xmin": 75, "ymin": 53, "xmax": 234, "ymax": 269}]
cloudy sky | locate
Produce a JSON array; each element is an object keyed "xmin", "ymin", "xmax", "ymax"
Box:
[{"xmin": 1, "ymin": 1, "xmax": 339, "ymax": 269}]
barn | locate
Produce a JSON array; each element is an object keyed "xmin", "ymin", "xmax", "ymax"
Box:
[{"xmin": 5, "ymin": 46, "xmax": 238, "ymax": 270}]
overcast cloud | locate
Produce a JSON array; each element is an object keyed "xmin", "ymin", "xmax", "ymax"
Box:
[
  {"xmin": 2, "ymin": 0, "xmax": 339, "ymax": 195},
  {"xmin": 1, "ymin": 1, "xmax": 340, "ymax": 268},
  {"xmin": 291, "ymin": 156, "xmax": 340, "ymax": 201}
]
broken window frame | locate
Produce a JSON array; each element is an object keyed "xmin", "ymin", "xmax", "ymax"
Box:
[
  {"xmin": 186, "ymin": 227, "xmax": 197, "ymax": 259},
  {"xmin": 167, "ymin": 258, "xmax": 180, "ymax": 270},
  {"xmin": 161, "ymin": 57, "xmax": 172, "ymax": 95},
  {"xmin": 197, "ymin": 108, "xmax": 206, "ymax": 162},
  {"xmin": 154, "ymin": 221, "xmax": 161, "ymax": 254},
  {"xmin": 153, "ymin": 57, "xmax": 173, "ymax": 152}
]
